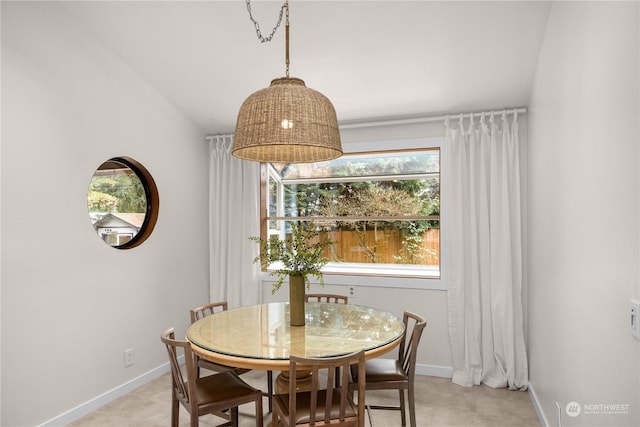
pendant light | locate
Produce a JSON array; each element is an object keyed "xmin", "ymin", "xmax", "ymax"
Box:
[{"xmin": 232, "ymin": 0, "xmax": 342, "ymax": 163}]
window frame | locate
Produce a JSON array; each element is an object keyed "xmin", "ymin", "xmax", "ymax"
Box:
[{"xmin": 259, "ymin": 137, "xmax": 445, "ymax": 290}]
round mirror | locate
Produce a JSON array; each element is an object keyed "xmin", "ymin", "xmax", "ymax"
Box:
[{"xmin": 87, "ymin": 156, "xmax": 159, "ymax": 249}]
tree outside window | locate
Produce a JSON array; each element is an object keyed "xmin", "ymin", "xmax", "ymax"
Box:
[{"xmin": 261, "ymin": 149, "xmax": 440, "ymax": 278}]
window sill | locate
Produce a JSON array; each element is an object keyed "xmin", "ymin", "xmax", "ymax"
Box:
[{"xmin": 260, "ymin": 265, "xmax": 445, "ymax": 291}]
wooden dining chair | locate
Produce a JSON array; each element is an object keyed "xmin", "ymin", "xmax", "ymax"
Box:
[
  {"xmin": 350, "ymin": 311, "xmax": 426, "ymax": 427},
  {"xmin": 190, "ymin": 301, "xmax": 274, "ymax": 413},
  {"xmin": 273, "ymin": 349, "xmax": 366, "ymax": 427},
  {"xmin": 305, "ymin": 293, "xmax": 349, "ymax": 387},
  {"xmin": 160, "ymin": 327, "xmax": 263, "ymax": 427},
  {"xmin": 190, "ymin": 300, "xmax": 229, "ymax": 322},
  {"xmin": 190, "ymin": 302, "xmax": 242, "ymax": 376},
  {"xmin": 305, "ymin": 293, "xmax": 349, "ymax": 304}
]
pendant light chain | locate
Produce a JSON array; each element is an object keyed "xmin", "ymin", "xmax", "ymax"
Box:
[
  {"xmin": 245, "ymin": 0, "xmax": 288, "ymax": 43},
  {"xmin": 246, "ymin": 0, "xmax": 290, "ymax": 77}
]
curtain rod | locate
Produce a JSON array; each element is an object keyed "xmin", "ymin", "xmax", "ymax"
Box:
[
  {"xmin": 205, "ymin": 107, "xmax": 527, "ymax": 139},
  {"xmin": 338, "ymin": 107, "xmax": 527, "ymax": 129}
]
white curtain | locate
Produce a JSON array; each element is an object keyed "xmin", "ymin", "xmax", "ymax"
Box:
[
  {"xmin": 208, "ymin": 134, "xmax": 262, "ymax": 308},
  {"xmin": 442, "ymin": 111, "xmax": 528, "ymax": 390}
]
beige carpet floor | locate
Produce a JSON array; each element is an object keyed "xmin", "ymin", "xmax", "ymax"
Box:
[{"xmin": 69, "ymin": 370, "xmax": 540, "ymax": 427}]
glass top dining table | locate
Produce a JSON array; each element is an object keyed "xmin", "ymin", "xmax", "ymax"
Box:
[{"xmin": 187, "ymin": 302, "xmax": 405, "ymax": 371}]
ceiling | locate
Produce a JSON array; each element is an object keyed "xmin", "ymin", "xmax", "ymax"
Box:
[{"xmin": 64, "ymin": 1, "xmax": 551, "ymax": 135}]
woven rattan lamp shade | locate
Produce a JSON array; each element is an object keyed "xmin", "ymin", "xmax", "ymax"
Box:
[{"xmin": 232, "ymin": 77, "xmax": 342, "ymax": 163}]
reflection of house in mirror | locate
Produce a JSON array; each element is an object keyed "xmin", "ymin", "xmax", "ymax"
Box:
[{"xmin": 94, "ymin": 213, "xmax": 145, "ymax": 246}]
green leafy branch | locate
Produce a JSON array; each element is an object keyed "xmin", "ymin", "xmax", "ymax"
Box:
[{"xmin": 251, "ymin": 221, "xmax": 334, "ymax": 294}]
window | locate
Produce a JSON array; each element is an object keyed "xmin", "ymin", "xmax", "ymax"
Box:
[
  {"xmin": 261, "ymin": 148, "xmax": 440, "ymax": 278},
  {"xmin": 87, "ymin": 156, "xmax": 159, "ymax": 249}
]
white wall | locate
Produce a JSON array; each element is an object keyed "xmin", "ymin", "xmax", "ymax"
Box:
[
  {"xmin": 1, "ymin": 2, "xmax": 210, "ymax": 425},
  {"xmin": 528, "ymin": 2, "xmax": 640, "ymax": 426}
]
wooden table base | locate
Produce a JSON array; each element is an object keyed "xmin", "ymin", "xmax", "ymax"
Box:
[{"xmin": 274, "ymin": 369, "xmax": 313, "ymax": 394}]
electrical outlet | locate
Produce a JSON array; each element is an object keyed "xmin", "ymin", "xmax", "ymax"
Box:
[
  {"xmin": 631, "ymin": 299, "xmax": 640, "ymax": 339},
  {"xmin": 124, "ymin": 348, "xmax": 134, "ymax": 367},
  {"xmin": 348, "ymin": 286, "xmax": 356, "ymax": 297}
]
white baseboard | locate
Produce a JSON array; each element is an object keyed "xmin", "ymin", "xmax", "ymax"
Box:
[
  {"xmin": 528, "ymin": 383, "xmax": 552, "ymax": 427},
  {"xmin": 38, "ymin": 355, "xmax": 183, "ymax": 427},
  {"xmin": 416, "ymin": 363, "xmax": 454, "ymax": 378}
]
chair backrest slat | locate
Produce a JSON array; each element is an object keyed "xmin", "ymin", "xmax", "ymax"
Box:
[
  {"xmin": 309, "ymin": 364, "xmax": 319, "ymax": 424},
  {"xmin": 287, "ymin": 350, "xmax": 365, "ymax": 426},
  {"xmin": 305, "ymin": 294, "xmax": 348, "ymax": 304}
]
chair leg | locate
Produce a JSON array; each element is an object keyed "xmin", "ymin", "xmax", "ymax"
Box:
[
  {"xmin": 230, "ymin": 407, "xmax": 239, "ymax": 427},
  {"xmin": 399, "ymin": 389, "xmax": 406, "ymax": 426},
  {"xmin": 366, "ymin": 404, "xmax": 375, "ymax": 427},
  {"xmin": 255, "ymin": 391, "xmax": 264, "ymax": 427},
  {"xmin": 171, "ymin": 394, "xmax": 180, "ymax": 427},
  {"xmin": 267, "ymin": 370, "xmax": 274, "ymax": 412},
  {"xmin": 408, "ymin": 383, "xmax": 417, "ymax": 427}
]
